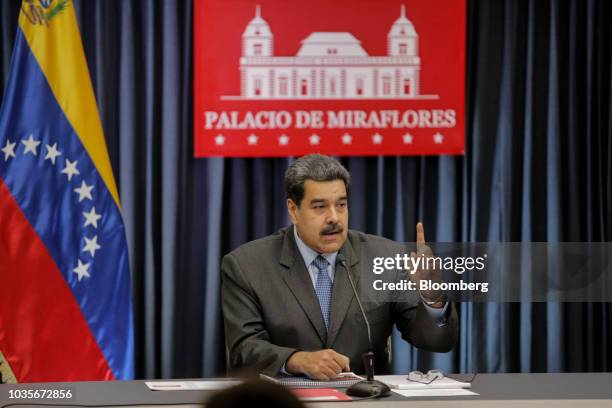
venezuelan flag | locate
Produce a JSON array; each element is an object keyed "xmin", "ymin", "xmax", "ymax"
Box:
[{"xmin": 0, "ymin": 1, "xmax": 133, "ymax": 382}]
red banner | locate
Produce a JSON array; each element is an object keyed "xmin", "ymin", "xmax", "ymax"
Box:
[{"xmin": 194, "ymin": 0, "xmax": 466, "ymax": 157}]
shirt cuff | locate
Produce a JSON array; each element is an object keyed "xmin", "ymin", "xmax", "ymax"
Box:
[
  {"xmin": 422, "ymin": 300, "xmax": 450, "ymax": 327},
  {"xmin": 279, "ymin": 363, "xmax": 292, "ymax": 376}
]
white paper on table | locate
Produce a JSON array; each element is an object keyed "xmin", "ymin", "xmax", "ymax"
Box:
[
  {"xmin": 145, "ymin": 380, "xmax": 242, "ymax": 391},
  {"xmin": 392, "ymin": 388, "xmax": 478, "ymax": 397},
  {"xmin": 376, "ymin": 374, "xmax": 471, "ymax": 389}
]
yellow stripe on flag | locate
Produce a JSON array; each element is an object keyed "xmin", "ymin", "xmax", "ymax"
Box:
[{"xmin": 18, "ymin": 0, "xmax": 120, "ymax": 207}]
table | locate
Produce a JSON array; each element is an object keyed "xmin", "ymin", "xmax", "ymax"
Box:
[{"xmin": 1, "ymin": 373, "xmax": 612, "ymax": 407}]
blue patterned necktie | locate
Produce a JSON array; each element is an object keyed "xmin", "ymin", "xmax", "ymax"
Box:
[{"xmin": 313, "ymin": 255, "xmax": 332, "ymax": 331}]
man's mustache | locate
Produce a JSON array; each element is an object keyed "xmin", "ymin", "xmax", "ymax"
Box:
[{"xmin": 320, "ymin": 224, "xmax": 343, "ymax": 235}]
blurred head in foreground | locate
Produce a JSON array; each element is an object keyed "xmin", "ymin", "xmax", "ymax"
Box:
[{"xmin": 206, "ymin": 380, "xmax": 305, "ymax": 408}]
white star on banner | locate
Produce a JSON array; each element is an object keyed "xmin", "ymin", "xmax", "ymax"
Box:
[
  {"xmin": 309, "ymin": 134, "xmax": 320, "ymax": 145},
  {"xmin": 1, "ymin": 140, "xmax": 16, "ymax": 161},
  {"xmin": 22, "ymin": 134, "xmax": 41, "ymax": 156},
  {"xmin": 74, "ymin": 180, "xmax": 94, "ymax": 202},
  {"xmin": 403, "ymin": 133, "xmax": 414, "ymax": 144},
  {"xmin": 278, "ymin": 134, "xmax": 289, "ymax": 145},
  {"xmin": 372, "ymin": 133, "xmax": 383, "ymax": 144},
  {"xmin": 433, "ymin": 132, "xmax": 444, "ymax": 144},
  {"xmin": 82, "ymin": 235, "xmax": 101, "ymax": 257},
  {"xmin": 44, "ymin": 143, "xmax": 62, "ymax": 165},
  {"xmin": 214, "ymin": 134, "xmax": 225, "ymax": 145},
  {"xmin": 61, "ymin": 159, "xmax": 80, "ymax": 181},
  {"xmin": 73, "ymin": 259, "xmax": 90, "ymax": 282},
  {"xmin": 247, "ymin": 134, "xmax": 258, "ymax": 145},
  {"xmin": 341, "ymin": 133, "xmax": 352, "ymax": 145},
  {"xmin": 83, "ymin": 206, "xmax": 102, "ymax": 229}
]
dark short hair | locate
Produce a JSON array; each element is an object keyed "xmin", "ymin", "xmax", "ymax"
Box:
[{"xmin": 285, "ymin": 154, "xmax": 351, "ymax": 206}]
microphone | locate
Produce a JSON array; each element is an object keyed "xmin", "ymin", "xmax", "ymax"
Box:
[{"xmin": 337, "ymin": 254, "xmax": 390, "ymax": 398}]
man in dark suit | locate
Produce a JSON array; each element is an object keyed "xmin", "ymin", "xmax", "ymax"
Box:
[{"xmin": 222, "ymin": 154, "xmax": 458, "ymax": 379}]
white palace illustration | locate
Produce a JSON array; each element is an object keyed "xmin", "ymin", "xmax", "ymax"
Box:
[{"xmin": 223, "ymin": 4, "xmax": 437, "ymax": 100}]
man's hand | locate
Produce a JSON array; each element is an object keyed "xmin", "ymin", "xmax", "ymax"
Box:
[
  {"xmin": 286, "ymin": 349, "xmax": 350, "ymax": 380},
  {"xmin": 410, "ymin": 222, "xmax": 446, "ymax": 308}
]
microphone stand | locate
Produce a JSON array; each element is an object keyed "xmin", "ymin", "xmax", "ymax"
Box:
[{"xmin": 338, "ymin": 256, "xmax": 390, "ymax": 398}]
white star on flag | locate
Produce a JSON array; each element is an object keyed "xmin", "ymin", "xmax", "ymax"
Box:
[
  {"xmin": 247, "ymin": 134, "xmax": 258, "ymax": 145},
  {"xmin": 22, "ymin": 134, "xmax": 41, "ymax": 156},
  {"xmin": 372, "ymin": 133, "xmax": 383, "ymax": 144},
  {"xmin": 341, "ymin": 133, "xmax": 352, "ymax": 145},
  {"xmin": 1, "ymin": 140, "xmax": 16, "ymax": 161},
  {"xmin": 74, "ymin": 180, "xmax": 94, "ymax": 202},
  {"xmin": 214, "ymin": 134, "xmax": 225, "ymax": 145},
  {"xmin": 309, "ymin": 134, "xmax": 320, "ymax": 145},
  {"xmin": 403, "ymin": 133, "xmax": 414, "ymax": 144},
  {"xmin": 83, "ymin": 206, "xmax": 102, "ymax": 229},
  {"xmin": 82, "ymin": 235, "xmax": 101, "ymax": 257},
  {"xmin": 433, "ymin": 132, "xmax": 444, "ymax": 144},
  {"xmin": 61, "ymin": 159, "xmax": 80, "ymax": 181},
  {"xmin": 73, "ymin": 259, "xmax": 90, "ymax": 281},
  {"xmin": 44, "ymin": 142, "xmax": 62, "ymax": 165},
  {"xmin": 278, "ymin": 134, "xmax": 289, "ymax": 145}
]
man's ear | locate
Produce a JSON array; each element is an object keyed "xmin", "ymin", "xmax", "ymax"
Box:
[{"xmin": 287, "ymin": 198, "xmax": 299, "ymax": 225}]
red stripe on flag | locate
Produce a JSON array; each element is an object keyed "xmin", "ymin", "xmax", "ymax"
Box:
[{"xmin": 0, "ymin": 179, "xmax": 114, "ymax": 382}]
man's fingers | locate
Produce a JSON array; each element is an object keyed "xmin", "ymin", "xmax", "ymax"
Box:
[
  {"xmin": 326, "ymin": 359, "xmax": 342, "ymax": 375},
  {"xmin": 332, "ymin": 352, "xmax": 351, "ymax": 372},
  {"xmin": 317, "ymin": 350, "xmax": 342, "ymax": 374},
  {"xmin": 303, "ymin": 350, "xmax": 352, "ymax": 380},
  {"xmin": 417, "ymin": 223, "xmax": 435, "ymax": 258},
  {"xmin": 320, "ymin": 366, "xmax": 338, "ymax": 380},
  {"xmin": 306, "ymin": 363, "xmax": 335, "ymax": 381},
  {"xmin": 331, "ymin": 351, "xmax": 348, "ymax": 365},
  {"xmin": 416, "ymin": 222, "xmax": 426, "ymax": 244},
  {"xmin": 342, "ymin": 356, "xmax": 351, "ymax": 372}
]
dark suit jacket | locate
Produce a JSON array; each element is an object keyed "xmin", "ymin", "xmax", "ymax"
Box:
[{"xmin": 221, "ymin": 226, "xmax": 458, "ymax": 376}]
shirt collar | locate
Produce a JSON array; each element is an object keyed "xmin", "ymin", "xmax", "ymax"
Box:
[{"xmin": 293, "ymin": 226, "xmax": 338, "ymax": 268}]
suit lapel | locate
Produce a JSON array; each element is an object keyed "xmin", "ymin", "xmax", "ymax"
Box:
[
  {"xmin": 280, "ymin": 226, "xmax": 327, "ymax": 344},
  {"xmin": 327, "ymin": 235, "xmax": 360, "ymax": 347}
]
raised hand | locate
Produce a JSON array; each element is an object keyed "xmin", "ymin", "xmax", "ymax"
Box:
[{"xmin": 410, "ymin": 222, "xmax": 445, "ymax": 307}]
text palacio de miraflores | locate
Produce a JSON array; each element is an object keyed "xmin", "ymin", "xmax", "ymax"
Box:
[{"xmin": 203, "ymin": 109, "xmax": 457, "ymax": 131}]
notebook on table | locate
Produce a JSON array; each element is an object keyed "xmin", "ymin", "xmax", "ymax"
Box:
[{"xmin": 260, "ymin": 372, "xmax": 364, "ymax": 388}]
